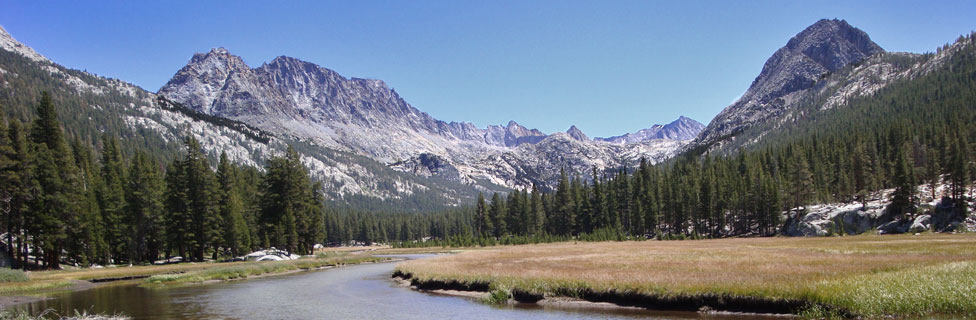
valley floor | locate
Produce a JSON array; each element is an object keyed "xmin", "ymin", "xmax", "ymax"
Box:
[{"xmin": 394, "ymin": 233, "xmax": 976, "ymax": 318}]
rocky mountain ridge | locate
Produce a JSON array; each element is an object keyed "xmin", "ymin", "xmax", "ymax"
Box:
[
  {"xmin": 596, "ymin": 116, "xmax": 704, "ymax": 144},
  {"xmin": 692, "ymin": 19, "xmax": 886, "ymax": 150},
  {"xmin": 159, "ymin": 47, "xmax": 700, "ymax": 190}
]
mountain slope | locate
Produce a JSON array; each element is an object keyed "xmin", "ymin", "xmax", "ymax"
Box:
[{"xmin": 692, "ymin": 19, "xmax": 885, "ymax": 150}]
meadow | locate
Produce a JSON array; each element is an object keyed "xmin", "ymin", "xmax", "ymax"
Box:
[{"xmin": 395, "ymin": 233, "xmax": 976, "ymax": 318}]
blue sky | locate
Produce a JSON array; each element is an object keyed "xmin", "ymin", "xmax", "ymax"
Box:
[{"xmin": 1, "ymin": 1, "xmax": 973, "ymax": 137}]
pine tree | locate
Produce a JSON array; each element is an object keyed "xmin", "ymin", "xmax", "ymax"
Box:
[
  {"xmin": 217, "ymin": 152, "xmax": 249, "ymax": 256},
  {"xmin": 29, "ymin": 93, "xmax": 83, "ymax": 269},
  {"xmin": 98, "ymin": 136, "xmax": 128, "ymax": 262},
  {"xmin": 4, "ymin": 119, "xmax": 32, "ymax": 269},
  {"xmin": 475, "ymin": 193, "xmax": 489, "ymax": 236},
  {"xmin": 488, "ymin": 193, "xmax": 506, "ymax": 237},
  {"xmin": 530, "ymin": 185, "xmax": 545, "ymax": 235},
  {"xmin": 0, "ymin": 113, "xmax": 17, "ymax": 266},
  {"xmin": 888, "ymin": 147, "xmax": 917, "ymax": 219},
  {"xmin": 518, "ymin": 189, "xmax": 531, "ymax": 235},
  {"xmin": 505, "ymin": 191, "xmax": 521, "ymax": 235},
  {"xmin": 852, "ymin": 141, "xmax": 876, "ymax": 208},
  {"xmin": 789, "ymin": 150, "xmax": 814, "ymax": 220},
  {"xmin": 164, "ymin": 159, "xmax": 190, "ymax": 259},
  {"xmin": 126, "ymin": 152, "xmax": 166, "ymax": 263},
  {"xmin": 260, "ymin": 146, "xmax": 316, "ymax": 254},
  {"xmin": 948, "ymin": 135, "xmax": 971, "ymax": 204},
  {"xmin": 924, "ymin": 146, "xmax": 942, "ymax": 201},
  {"xmin": 70, "ymin": 139, "xmax": 107, "ymax": 266}
]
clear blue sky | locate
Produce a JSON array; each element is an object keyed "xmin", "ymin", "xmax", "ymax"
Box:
[{"xmin": 1, "ymin": 1, "xmax": 973, "ymax": 137}]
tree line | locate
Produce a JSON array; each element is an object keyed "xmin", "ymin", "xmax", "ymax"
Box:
[{"xmin": 0, "ymin": 93, "xmax": 324, "ymax": 269}]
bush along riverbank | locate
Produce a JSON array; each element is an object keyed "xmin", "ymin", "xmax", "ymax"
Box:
[{"xmin": 393, "ymin": 233, "xmax": 976, "ymax": 319}]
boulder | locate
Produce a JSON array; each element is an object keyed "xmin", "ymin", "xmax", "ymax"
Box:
[
  {"xmin": 909, "ymin": 215, "xmax": 932, "ymax": 233},
  {"xmin": 835, "ymin": 210, "xmax": 877, "ymax": 234},
  {"xmin": 878, "ymin": 219, "xmax": 910, "ymax": 234},
  {"xmin": 241, "ymin": 248, "xmax": 297, "ymax": 262}
]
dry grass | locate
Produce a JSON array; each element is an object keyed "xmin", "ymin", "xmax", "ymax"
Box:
[
  {"xmin": 145, "ymin": 253, "xmax": 384, "ymax": 284},
  {"xmin": 26, "ymin": 262, "xmax": 242, "ymax": 282},
  {"xmin": 1, "ymin": 252, "xmax": 385, "ymax": 295},
  {"xmin": 396, "ymin": 233, "xmax": 976, "ymax": 318}
]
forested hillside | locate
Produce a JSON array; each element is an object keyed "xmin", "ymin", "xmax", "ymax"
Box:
[
  {"xmin": 449, "ymin": 32, "xmax": 976, "ymax": 243},
  {"xmin": 0, "ymin": 27, "xmax": 509, "ymax": 212}
]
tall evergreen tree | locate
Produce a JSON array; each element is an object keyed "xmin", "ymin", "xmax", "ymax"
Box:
[
  {"xmin": 475, "ymin": 193, "xmax": 489, "ymax": 236},
  {"xmin": 217, "ymin": 152, "xmax": 250, "ymax": 256},
  {"xmin": 126, "ymin": 152, "xmax": 165, "ymax": 263},
  {"xmin": 888, "ymin": 147, "xmax": 918, "ymax": 219},
  {"xmin": 29, "ymin": 92, "xmax": 82, "ymax": 269},
  {"xmin": 488, "ymin": 192, "xmax": 506, "ymax": 237},
  {"xmin": 789, "ymin": 150, "xmax": 814, "ymax": 220},
  {"xmin": 98, "ymin": 136, "xmax": 128, "ymax": 262}
]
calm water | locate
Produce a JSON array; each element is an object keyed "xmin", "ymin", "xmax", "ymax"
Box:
[{"xmin": 12, "ymin": 255, "xmax": 770, "ymax": 319}]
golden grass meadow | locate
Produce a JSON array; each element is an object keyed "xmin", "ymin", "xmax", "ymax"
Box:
[{"xmin": 395, "ymin": 233, "xmax": 976, "ymax": 318}]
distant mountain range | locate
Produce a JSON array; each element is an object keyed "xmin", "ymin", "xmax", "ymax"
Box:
[
  {"xmin": 2, "ymin": 18, "xmax": 968, "ymax": 210},
  {"xmin": 157, "ymin": 46, "xmax": 700, "ymax": 190},
  {"xmin": 596, "ymin": 116, "xmax": 704, "ymax": 144}
]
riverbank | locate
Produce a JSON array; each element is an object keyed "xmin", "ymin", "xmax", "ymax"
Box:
[
  {"xmin": 145, "ymin": 253, "xmax": 386, "ymax": 284},
  {"xmin": 394, "ymin": 233, "xmax": 976, "ymax": 318},
  {"xmin": 0, "ymin": 251, "xmax": 386, "ymax": 306}
]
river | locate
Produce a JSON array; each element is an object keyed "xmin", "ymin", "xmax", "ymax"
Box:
[{"xmin": 10, "ymin": 255, "xmax": 768, "ymax": 319}]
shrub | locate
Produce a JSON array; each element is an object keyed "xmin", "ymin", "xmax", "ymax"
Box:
[{"xmin": 0, "ymin": 268, "xmax": 29, "ymax": 283}]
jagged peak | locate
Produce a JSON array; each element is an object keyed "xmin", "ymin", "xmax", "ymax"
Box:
[
  {"xmin": 188, "ymin": 47, "xmax": 248, "ymax": 67},
  {"xmin": 596, "ymin": 116, "xmax": 704, "ymax": 144},
  {"xmin": 566, "ymin": 125, "xmax": 589, "ymax": 141},
  {"xmin": 781, "ymin": 18, "xmax": 884, "ymax": 71},
  {"xmin": 210, "ymin": 47, "xmax": 231, "ymax": 55},
  {"xmin": 269, "ymin": 55, "xmax": 311, "ymax": 65}
]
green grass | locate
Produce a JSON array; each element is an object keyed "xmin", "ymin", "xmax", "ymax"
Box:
[
  {"xmin": 145, "ymin": 254, "xmax": 384, "ymax": 284},
  {"xmin": 0, "ymin": 280, "xmax": 75, "ymax": 295},
  {"xmin": 0, "ymin": 269, "xmax": 29, "ymax": 283},
  {"xmin": 813, "ymin": 261, "xmax": 976, "ymax": 317},
  {"xmin": 482, "ymin": 288, "xmax": 511, "ymax": 304}
]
